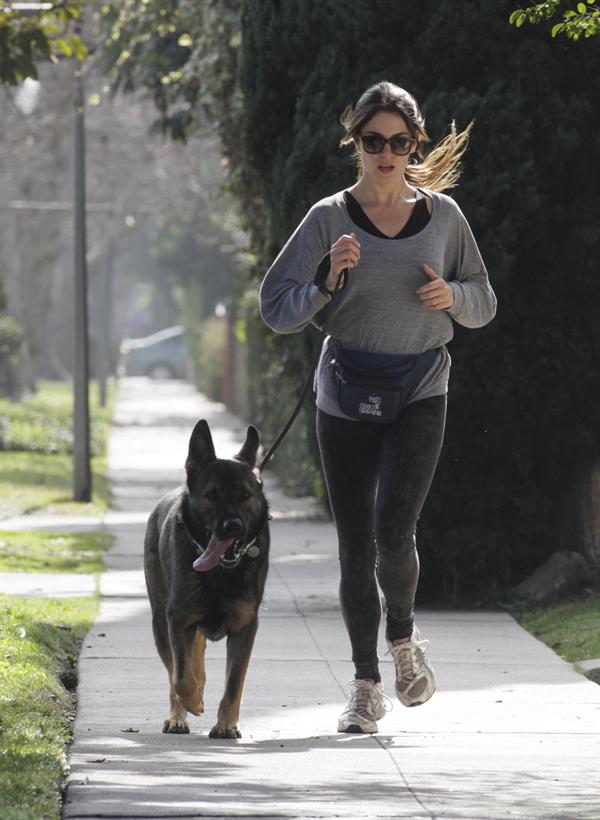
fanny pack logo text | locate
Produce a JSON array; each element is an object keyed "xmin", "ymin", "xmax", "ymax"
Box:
[{"xmin": 359, "ymin": 395, "xmax": 382, "ymax": 417}]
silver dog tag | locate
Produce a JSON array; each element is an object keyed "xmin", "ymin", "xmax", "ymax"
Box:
[{"xmin": 247, "ymin": 545, "xmax": 260, "ymax": 558}]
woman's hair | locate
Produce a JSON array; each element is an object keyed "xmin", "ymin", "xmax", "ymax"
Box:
[{"xmin": 340, "ymin": 81, "xmax": 473, "ymax": 192}]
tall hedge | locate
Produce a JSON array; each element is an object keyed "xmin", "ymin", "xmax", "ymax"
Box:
[{"xmin": 239, "ymin": 0, "xmax": 600, "ymax": 602}]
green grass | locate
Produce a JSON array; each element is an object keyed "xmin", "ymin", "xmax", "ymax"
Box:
[
  {"xmin": 0, "ymin": 380, "xmax": 113, "ymax": 455},
  {"xmin": 0, "ymin": 452, "xmax": 110, "ymax": 518},
  {"xmin": 0, "ymin": 594, "xmax": 98, "ymax": 820},
  {"xmin": 0, "ymin": 380, "xmax": 114, "ymax": 517},
  {"xmin": 0, "ymin": 380, "xmax": 115, "ymax": 817},
  {"xmin": 514, "ymin": 590, "xmax": 600, "ymax": 663},
  {"xmin": 0, "ymin": 530, "xmax": 113, "ymax": 574}
]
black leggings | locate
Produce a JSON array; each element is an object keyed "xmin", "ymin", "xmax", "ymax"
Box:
[{"xmin": 316, "ymin": 395, "xmax": 447, "ymax": 682}]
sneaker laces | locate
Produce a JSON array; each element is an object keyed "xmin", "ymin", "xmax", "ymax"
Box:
[
  {"xmin": 345, "ymin": 679, "xmax": 392, "ymax": 715},
  {"xmin": 387, "ymin": 638, "xmax": 430, "ymax": 682}
]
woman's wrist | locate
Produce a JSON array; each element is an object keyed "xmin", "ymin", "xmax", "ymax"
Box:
[
  {"xmin": 315, "ymin": 253, "xmax": 336, "ymax": 296},
  {"xmin": 314, "ymin": 253, "xmax": 348, "ymax": 297}
]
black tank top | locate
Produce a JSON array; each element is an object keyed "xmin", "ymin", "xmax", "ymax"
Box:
[{"xmin": 344, "ymin": 190, "xmax": 431, "ymax": 239}]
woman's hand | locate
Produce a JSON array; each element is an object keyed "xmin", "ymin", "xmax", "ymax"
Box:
[
  {"xmin": 324, "ymin": 233, "xmax": 361, "ymax": 292},
  {"xmin": 417, "ymin": 264, "xmax": 454, "ymax": 310}
]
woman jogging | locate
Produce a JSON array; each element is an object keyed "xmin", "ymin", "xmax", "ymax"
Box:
[{"xmin": 259, "ymin": 81, "xmax": 496, "ymax": 734}]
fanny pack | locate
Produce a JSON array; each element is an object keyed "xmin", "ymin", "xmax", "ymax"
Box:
[{"xmin": 330, "ymin": 340, "xmax": 439, "ymax": 423}]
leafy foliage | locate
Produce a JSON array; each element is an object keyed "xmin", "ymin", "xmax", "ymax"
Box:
[
  {"xmin": 99, "ymin": 0, "xmax": 242, "ymax": 150},
  {"xmin": 0, "ymin": 0, "xmax": 89, "ymax": 85},
  {"xmin": 510, "ymin": 0, "xmax": 600, "ymax": 38},
  {"xmin": 0, "ymin": 313, "xmax": 23, "ymax": 361},
  {"xmin": 97, "ymin": 0, "xmax": 259, "ymax": 253},
  {"xmin": 98, "ymin": 1, "xmax": 251, "ymax": 397}
]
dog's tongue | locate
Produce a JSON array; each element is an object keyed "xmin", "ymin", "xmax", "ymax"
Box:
[{"xmin": 192, "ymin": 535, "xmax": 235, "ymax": 572}]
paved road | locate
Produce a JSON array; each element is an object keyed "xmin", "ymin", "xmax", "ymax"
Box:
[{"xmin": 7, "ymin": 378, "xmax": 600, "ymax": 818}]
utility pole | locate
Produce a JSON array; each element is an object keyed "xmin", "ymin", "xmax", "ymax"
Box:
[{"xmin": 73, "ymin": 66, "xmax": 91, "ymax": 501}]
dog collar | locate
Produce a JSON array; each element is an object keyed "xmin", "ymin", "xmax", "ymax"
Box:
[{"xmin": 212, "ymin": 535, "xmax": 260, "ymax": 569}]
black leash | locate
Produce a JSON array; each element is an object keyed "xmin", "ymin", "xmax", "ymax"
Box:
[{"xmin": 258, "ymin": 335, "xmax": 324, "ymax": 474}]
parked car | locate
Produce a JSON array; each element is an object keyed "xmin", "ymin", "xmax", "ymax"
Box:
[{"xmin": 120, "ymin": 326, "xmax": 191, "ymax": 379}]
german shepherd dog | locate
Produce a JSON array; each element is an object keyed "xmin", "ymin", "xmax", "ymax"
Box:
[{"xmin": 143, "ymin": 419, "xmax": 269, "ymax": 739}]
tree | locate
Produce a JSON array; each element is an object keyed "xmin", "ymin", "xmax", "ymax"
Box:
[
  {"xmin": 98, "ymin": 1, "xmax": 242, "ymax": 149},
  {"xmin": 510, "ymin": 0, "xmax": 600, "ymax": 39},
  {"xmin": 97, "ymin": 1, "xmax": 259, "ymax": 250},
  {"xmin": 0, "ymin": 0, "xmax": 88, "ymax": 85},
  {"xmin": 97, "ymin": 0, "xmax": 260, "ymax": 404}
]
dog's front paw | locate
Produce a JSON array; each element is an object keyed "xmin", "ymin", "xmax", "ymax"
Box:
[
  {"xmin": 180, "ymin": 697, "xmax": 204, "ymax": 717},
  {"xmin": 174, "ymin": 685, "xmax": 204, "ymax": 717},
  {"xmin": 209, "ymin": 722, "xmax": 242, "ymax": 739},
  {"xmin": 163, "ymin": 718, "xmax": 190, "ymax": 734}
]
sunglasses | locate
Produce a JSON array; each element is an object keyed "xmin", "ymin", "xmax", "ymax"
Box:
[{"xmin": 359, "ymin": 132, "xmax": 416, "ymax": 156}]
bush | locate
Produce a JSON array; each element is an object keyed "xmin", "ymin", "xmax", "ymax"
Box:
[{"xmin": 0, "ymin": 313, "xmax": 23, "ymax": 399}]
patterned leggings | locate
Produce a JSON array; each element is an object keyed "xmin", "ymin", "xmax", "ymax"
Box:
[{"xmin": 316, "ymin": 395, "xmax": 447, "ymax": 682}]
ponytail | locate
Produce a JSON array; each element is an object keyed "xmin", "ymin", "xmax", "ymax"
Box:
[{"xmin": 405, "ymin": 121, "xmax": 473, "ymax": 192}]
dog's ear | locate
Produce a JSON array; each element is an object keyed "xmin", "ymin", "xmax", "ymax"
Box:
[
  {"xmin": 234, "ymin": 425, "xmax": 260, "ymax": 468},
  {"xmin": 186, "ymin": 420, "xmax": 216, "ymax": 482}
]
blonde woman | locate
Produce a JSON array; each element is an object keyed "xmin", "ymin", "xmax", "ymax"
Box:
[{"xmin": 260, "ymin": 82, "xmax": 496, "ymax": 733}]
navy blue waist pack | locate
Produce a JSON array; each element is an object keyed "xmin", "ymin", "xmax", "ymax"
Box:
[{"xmin": 330, "ymin": 340, "xmax": 439, "ymax": 423}]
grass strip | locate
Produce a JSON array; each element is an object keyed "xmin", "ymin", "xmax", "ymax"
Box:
[
  {"xmin": 513, "ymin": 590, "xmax": 600, "ymax": 663},
  {"xmin": 0, "ymin": 452, "xmax": 110, "ymax": 518},
  {"xmin": 0, "ymin": 380, "xmax": 113, "ymax": 455},
  {"xmin": 0, "ymin": 594, "xmax": 98, "ymax": 820},
  {"xmin": 0, "ymin": 379, "xmax": 114, "ymax": 518},
  {"xmin": 0, "ymin": 530, "xmax": 113, "ymax": 574}
]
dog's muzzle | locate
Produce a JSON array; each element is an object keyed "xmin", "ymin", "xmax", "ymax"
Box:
[
  {"xmin": 192, "ymin": 533, "xmax": 260, "ymax": 572},
  {"xmin": 178, "ymin": 515, "xmax": 261, "ymax": 572}
]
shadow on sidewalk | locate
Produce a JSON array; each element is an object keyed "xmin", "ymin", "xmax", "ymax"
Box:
[{"xmin": 66, "ymin": 729, "xmax": 596, "ymax": 819}]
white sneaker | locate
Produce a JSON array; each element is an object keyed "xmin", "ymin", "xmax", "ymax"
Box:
[
  {"xmin": 387, "ymin": 628, "xmax": 436, "ymax": 707},
  {"xmin": 337, "ymin": 679, "xmax": 390, "ymax": 734}
]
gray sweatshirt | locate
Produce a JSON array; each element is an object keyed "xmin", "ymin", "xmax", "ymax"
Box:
[{"xmin": 259, "ymin": 188, "xmax": 497, "ymax": 419}]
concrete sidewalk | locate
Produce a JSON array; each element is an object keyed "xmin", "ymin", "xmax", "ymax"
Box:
[{"xmin": 8, "ymin": 377, "xmax": 600, "ymax": 818}]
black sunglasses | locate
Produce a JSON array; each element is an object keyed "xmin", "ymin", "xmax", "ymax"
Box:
[{"xmin": 359, "ymin": 132, "xmax": 416, "ymax": 156}]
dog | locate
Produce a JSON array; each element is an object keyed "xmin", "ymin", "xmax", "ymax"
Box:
[{"xmin": 143, "ymin": 419, "xmax": 270, "ymax": 739}]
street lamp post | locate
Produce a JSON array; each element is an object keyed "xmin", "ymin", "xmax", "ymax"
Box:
[{"xmin": 73, "ymin": 66, "xmax": 91, "ymax": 501}]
